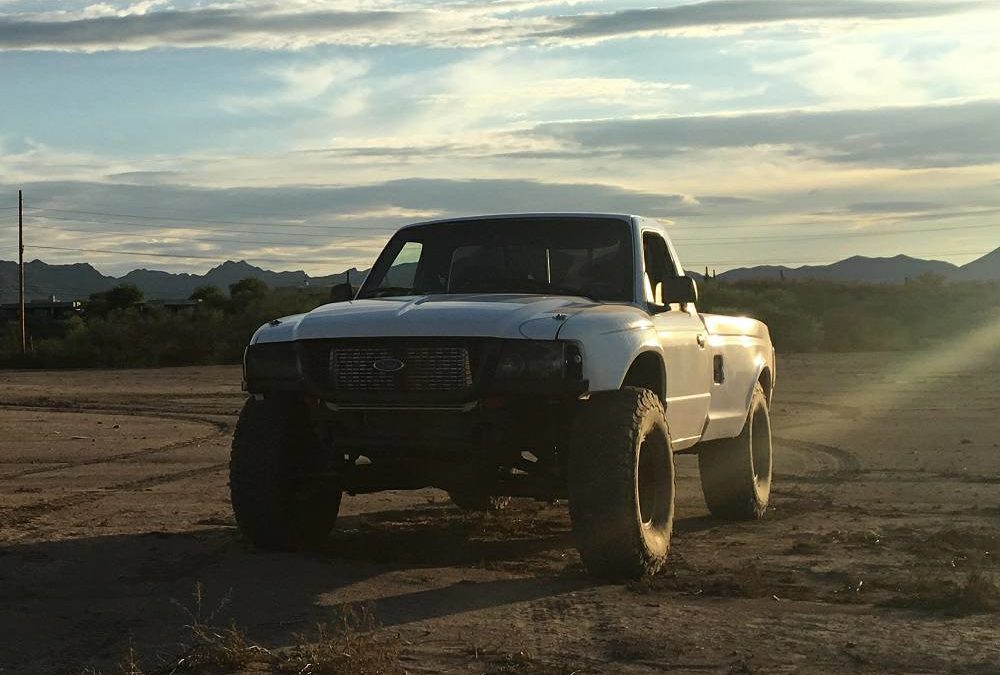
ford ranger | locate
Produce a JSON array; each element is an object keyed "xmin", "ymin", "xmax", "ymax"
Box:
[{"xmin": 232, "ymin": 213, "xmax": 775, "ymax": 579}]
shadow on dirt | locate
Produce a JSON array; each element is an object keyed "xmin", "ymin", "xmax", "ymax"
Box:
[
  {"xmin": 0, "ymin": 500, "xmax": 740, "ymax": 673},
  {"xmin": 0, "ymin": 502, "xmax": 594, "ymax": 673}
]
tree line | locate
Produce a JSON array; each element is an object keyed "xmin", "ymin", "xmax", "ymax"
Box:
[{"xmin": 0, "ymin": 274, "xmax": 997, "ymax": 368}]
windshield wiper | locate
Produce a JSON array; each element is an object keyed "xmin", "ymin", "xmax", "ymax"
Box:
[
  {"xmin": 509, "ymin": 282, "xmax": 598, "ymax": 301},
  {"xmin": 363, "ymin": 286, "xmax": 417, "ymax": 298},
  {"xmin": 545, "ymin": 286, "xmax": 598, "ymax": 301}
]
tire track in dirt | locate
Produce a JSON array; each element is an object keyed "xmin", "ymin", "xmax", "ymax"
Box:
[
  {"xmin": 773, "ymin": 435, "xmax": 862, "ymax": 479},
  {"xmin": 0, "ymin": 403, "xmax": 231, "ymax": 480},
  {"xmin": 0, "ymin": 398, "xmax": 237, "ymax": 421},
  {"xmin": 2, "ymin": 462, "xmax": 228, "ymax": 526}
]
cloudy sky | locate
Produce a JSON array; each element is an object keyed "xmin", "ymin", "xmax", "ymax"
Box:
[{"xmin": 1, "ymin": 0, "xmax": 998, "ymax": 276}]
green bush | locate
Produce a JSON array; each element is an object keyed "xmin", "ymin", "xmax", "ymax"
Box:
[
  {"xmin": 1, "ymin": 277, "xmax": 998, "ymax": 368},
  {"xmin": 699, "ymin": 278, "xmax": 998, "ymax": 353},
  {"xmin": 0, "ymin": 279, "xmax": 329, "ymax": 369}
]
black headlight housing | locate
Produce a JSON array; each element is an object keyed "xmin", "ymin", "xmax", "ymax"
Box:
[
  {"xmin": 493, "ymin": 340, "xmax": 584, "ymax": 382},
  {"xmin": 243, "ymin": 342, "xmax": 301, "ymax": 391}
]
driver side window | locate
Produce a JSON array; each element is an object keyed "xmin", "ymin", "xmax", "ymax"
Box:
[
  {"xmin": 642, "ymin": 232, "xmax": 676, "ymax": 307},
  {"xmin": 378, "ymin": 241, "xmax": 423, "ymax": 291}
]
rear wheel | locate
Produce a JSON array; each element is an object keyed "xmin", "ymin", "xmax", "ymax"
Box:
[
  {"xmin": 698, "ymin": 382, "xmax": 772, "ymax": 520},
  {"xmin": 568, "ymin": 387, "xmax": 675, "ymax": 580},
  {"xmin": 230, "ymin": 397, "xmax": 341, "ymax": 549}
]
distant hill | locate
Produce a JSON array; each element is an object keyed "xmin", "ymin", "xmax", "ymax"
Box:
[
  {"xmin": 717, "ymin": 254, "xmax": 962, "ymax": 283},
  {"xmin": 951, "ymin": 247, "xmax": 1000, "ymax": 281},
  {"xmin": 0, "ymin": 259, "xmax": 361, "ymax": 303},
  {"xmin": 693, "ymin": 249, "xmax": 998, "ymax": 283},
  {"xmin": 1, "ymin": 247, "xmax": 997, "ymax": 302}
]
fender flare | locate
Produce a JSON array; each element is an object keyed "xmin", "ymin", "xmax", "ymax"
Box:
[
  {"xmin": 558, "ymin": 308, "xmax": 663, "ymax": 393},
  {"xmin": 618, "ymin": 347, "xmax": 668, "ymax": 401}
]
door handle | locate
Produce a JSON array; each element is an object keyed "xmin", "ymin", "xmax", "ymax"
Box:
[{"xmin": 696, "ymin": 333, "xmax": 707, "ymax": 348}]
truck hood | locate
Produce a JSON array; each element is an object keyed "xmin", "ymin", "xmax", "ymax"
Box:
[{"xmin": 251, "ymin": 294, "xmax": 598, "ymax": 344}]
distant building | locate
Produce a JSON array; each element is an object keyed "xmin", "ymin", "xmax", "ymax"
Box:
[
  {"xmin": 0, "ymin": 297, "xmax": 82, "ymax": 322},
  {"xmin": 133, "ymin": 299, "xmax": 202, "ymax": 314}
]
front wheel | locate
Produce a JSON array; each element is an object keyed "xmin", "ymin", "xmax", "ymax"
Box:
[
  {"xmin": 698, "ymin": 382, "xmax": 772, "ymax": 520},
  {"xmin": 568, "ymin": 387, "xmax": 675, "ymax": 580},
  {"xmin": 230, "ymin": 397, "xmax": 342, "ymax": 550}
]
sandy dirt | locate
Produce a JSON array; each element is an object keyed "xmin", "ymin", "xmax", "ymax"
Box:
[{"xmin": 1, "ymin": 353, "xmax": 998, "ymax": 674}]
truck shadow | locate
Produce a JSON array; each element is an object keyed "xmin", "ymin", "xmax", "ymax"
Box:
[
  {"xmin": 0, "ymin": 506, "xmax": 571, "ymax": 673},
  {"xmin": 0, "ymin": 504, "xmax": 722, "ymax": 673}
]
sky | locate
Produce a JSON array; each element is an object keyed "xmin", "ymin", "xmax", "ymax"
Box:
[{"xmin": 1, "ymin": 0, "xmax": 999, "ymax": 276}]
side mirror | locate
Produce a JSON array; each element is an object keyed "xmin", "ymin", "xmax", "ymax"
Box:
[
  {"xmin": 329, "ymin": 282, "xmax": 355, "ymax": 303},
  {"xmin": 662, "ymin": 276, "xmax": 698, "ymax": 304}
]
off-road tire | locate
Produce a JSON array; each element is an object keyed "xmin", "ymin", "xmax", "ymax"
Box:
[
  {"xmin": 698, "ymin": 382, "xmax": 772, "ymax": 520},
  {"xmin": 568, "ymin": 387, "xmax": 675, "ymax": 580},
  {"xmin": 447, "ymin": 490, "xmax": 511, "ymax": 512},
  {"xmin": 230, "ymin": 397, "xmax": 341, "ymax": 550}
]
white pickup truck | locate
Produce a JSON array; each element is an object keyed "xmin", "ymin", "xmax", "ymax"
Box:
[{"xmin": 233, "ymin": 213, "xmax": 775, "ymax": 579}]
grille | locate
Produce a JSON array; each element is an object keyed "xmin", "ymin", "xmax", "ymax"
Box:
[{"xmin": 322, "ymin": 342, "xmax": 474, "ymax": 393}]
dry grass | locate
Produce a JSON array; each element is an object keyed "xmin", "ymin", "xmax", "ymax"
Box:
[
  {"xmin": 117, "ymin": 644, "xmax": 145, "ymax": 675},
  {"xmin": 76, "ymin": 587, "xmax": 403, "ymax": 675},
  {"xmin": 170, "ymin": 582, "xmax": 266, "ymax": 672},
  {"xmin": 468, "ymin": 647, "xmax": 582, "ymax": 675},
  {"xmin": 78, "ymin": 642, "xmax": 146, "ymax": 675},
  {"xmin": 279, "ymin": 603, "xmax": 403, "ymax": 675}
]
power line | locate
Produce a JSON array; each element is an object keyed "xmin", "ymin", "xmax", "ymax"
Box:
[
  {"xmin": 26, "ymin": 244, "xmax": 343, "ymax": 265},
  {"xmin": 21, "ymin": 213, "xmax": 1000, "ymax": 247},
  {"xmin": 674, "ymin": 222, "xmax": 1000, "ymax": 245},
  {"xmin": 673, "ymin": 207, "xmax": 1000, "ymax": 231},
  {"xmin": 28, "ymin": 213, "xmax": 371, "ymax": 239},
  {"xmin": 27, "ymin": 223, "xmax": 379, "ymax": 249}
]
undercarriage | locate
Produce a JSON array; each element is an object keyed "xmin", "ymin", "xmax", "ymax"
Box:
[{"xmin": 306, "ymin": 397, "xmax": 578, "ymax": 500}]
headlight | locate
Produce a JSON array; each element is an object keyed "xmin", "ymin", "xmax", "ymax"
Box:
[
  {"xmin": 494, "ymin": 341, "xmax": 581, "ymax": 380},
  {"xmin": 244, "ymin": 342, "xmax": 299, "ymax": 381}
]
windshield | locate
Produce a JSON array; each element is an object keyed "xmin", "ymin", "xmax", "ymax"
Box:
[{"xmin": 358, "ymin": 217, "xmax": 634, "ymax": 302}]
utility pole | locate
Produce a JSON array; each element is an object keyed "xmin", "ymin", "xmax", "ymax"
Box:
[{"xmin": 18, "ymin": 189, "xmax": 26, "ymax": 354}]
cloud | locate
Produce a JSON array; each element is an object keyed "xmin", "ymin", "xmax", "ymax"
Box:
[
  {"xmin": 531, "ymin": 99, "xmax": 1000, "ymax": 168},
  {"xmin": 389, "ymin": 50, "xmax": 692, "ymax": 138},
  {"xmin": 845, "ymin": 201, "xmax": 944, "ymax": 214},
  {"xmin": 220, "ymin": 59, "xmax": 371, "ymax": 112},
  {"xmin": 0, "ymin": 176, "xmax": 711, "ymax": 272},
  {"xmin": 10, "ymin": 177, "xmax": 694, "ymax": 223},
  {"xmin": 0, "ymin": 0, "xmax": 985, "ymax": 51},
  {"xmin": 105, "ymin": 170, "xmax": 183, "ymax": 185},
  {"xmin": 544, "ymin": 0, "xmax": 983, "ymax": 41},
  {"xmin": 0, "ymin": 7, "xmax": 422, "ymax": 51}
]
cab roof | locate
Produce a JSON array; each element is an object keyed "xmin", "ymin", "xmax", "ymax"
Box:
[{"xmin": 396, "ymin": 213, "xmax": 640, "ymax": 232}]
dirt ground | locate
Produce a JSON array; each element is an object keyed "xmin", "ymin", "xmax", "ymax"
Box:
[{"xmin": 1, "ymin": 352, "xmax": 998, "ymax": 674}]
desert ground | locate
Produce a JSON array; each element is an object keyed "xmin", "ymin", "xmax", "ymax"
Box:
[{"xmin": 1, "ymin": 351, "xmax": 998, "ymax": 674}]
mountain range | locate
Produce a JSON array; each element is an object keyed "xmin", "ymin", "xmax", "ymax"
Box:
[
  {"xmin": 703, "ymin": 248, "xmax": 1000, "ymax": 283},
  {"xmin": 1, "ymin": 248, "xmax": 997, "ymax": 303}
]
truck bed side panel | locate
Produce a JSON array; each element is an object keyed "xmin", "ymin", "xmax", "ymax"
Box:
[{"xmin": 699, "ymin": 313, "xmax": 775, "ymax": 442}]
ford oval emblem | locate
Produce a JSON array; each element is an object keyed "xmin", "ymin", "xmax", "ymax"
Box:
[{"xmin": 372, "ymin": 357, "xmax": 405, "ymax": 373}]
